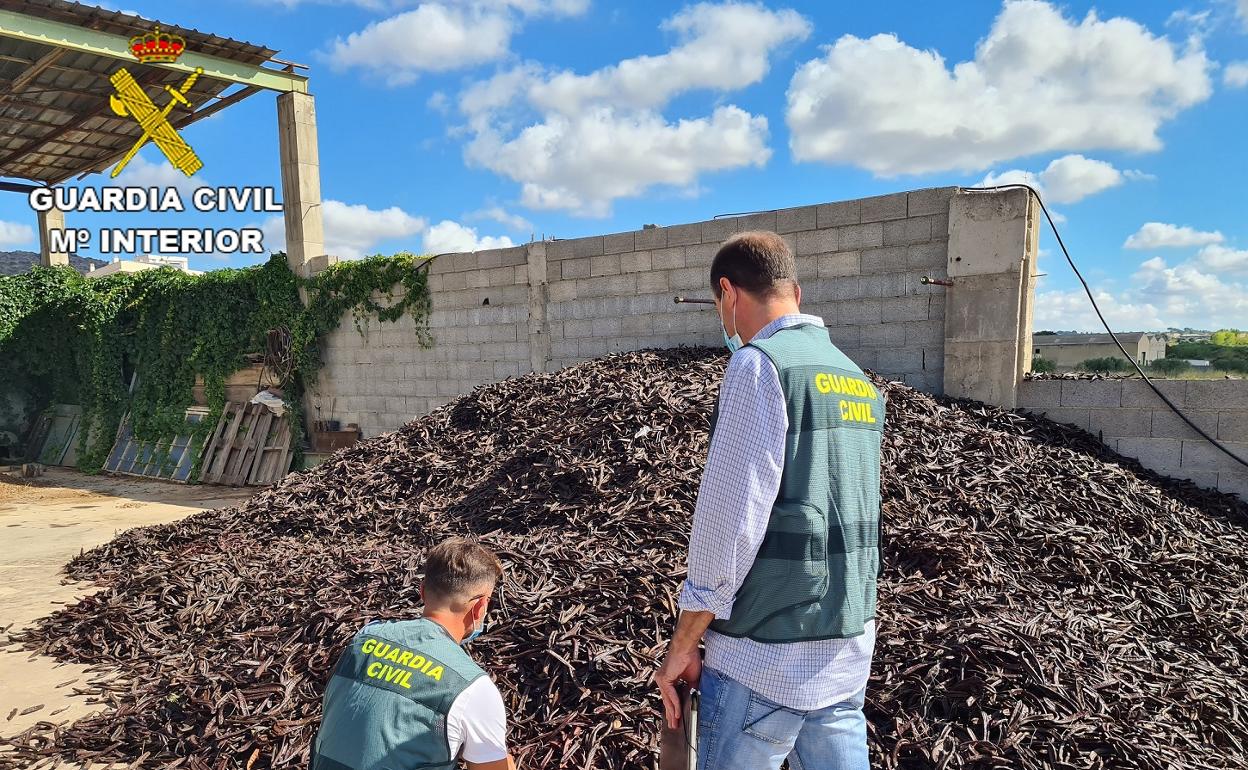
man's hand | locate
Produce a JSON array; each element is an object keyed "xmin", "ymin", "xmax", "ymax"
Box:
[
  {"xmin": 653, "ymin": 610, "xmax": 715, "ymax": 730},
  {"xmin": 654, "ymin": 647, "xmax": 702, "ymax": 730}
]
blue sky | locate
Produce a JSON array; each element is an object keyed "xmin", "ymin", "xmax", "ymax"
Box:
[{"xmin": 0, "ymin": 0, "xmax": 1245, "ymax": 331}]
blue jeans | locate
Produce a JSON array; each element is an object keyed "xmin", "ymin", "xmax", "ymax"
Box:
[{"xmin": 697, "ymin": 667, "xmax": 869, "ymax": 770}]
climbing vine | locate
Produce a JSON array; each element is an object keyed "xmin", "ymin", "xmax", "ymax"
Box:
[
  {"xmin": 294, "ymin": 251, "xmax": 432, "ymax": 384},
  {"xmin": 0, "ymin": 251, "xmax": 431, "ymax": 478}
]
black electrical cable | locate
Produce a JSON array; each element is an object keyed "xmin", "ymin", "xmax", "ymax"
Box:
[{"xmin": 964, "ymin": 183, "xmax": 1247, "ymax": 471}]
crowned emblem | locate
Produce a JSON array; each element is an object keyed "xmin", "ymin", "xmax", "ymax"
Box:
[{"xmin": 128, "ymin": 26, "xmax": 186, "ymax": 64}]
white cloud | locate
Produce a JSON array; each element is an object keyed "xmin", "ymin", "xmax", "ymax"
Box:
[
  {"xmin": 268, "ymin": 0, "xmax": 388, "ymax": 7},
  {"xmin": 978, "ymin": 167, "xmax": 1042, "ymax": 192},
  {"xmin": 111, "ymin": 154, "xmax": 209, "ymax": 198},
  {"xmin": 497, "ymin": 0, "xmax": 588, "ymax": 15},
  {"xmin": 527, "ymin": 3, "xmax": 810, "ymax": 113},
  {"xmin": 979, "ymin": 154, "xmax": 1128, "ymax": 204},
  {"xmin": 328, "ymin": 0, "xmax": 587, "ymax": 84},
  {"xmin": 427, "ymin": 91, "xmax": 450, "ymax": 114},
  {"xmin": 468, "ymin": 106, "xmax": 771, "ymax": 217},
  {"xmin": 1225, "ymin": 61, "xmax": 1248, "ymax": 87},
  {"xmin": 275, "ymin": 0, "xmax": 587, "ymax": 7},
  {"xmin": 1123, "ymin": 222, "xmax": 1224, "ymax": 249},
  {"xmin": 471, "ymin": 206, "xmax": 533, "ymax": 233},
  {"xmin": 322, "ymin": 201, "xmax": 426, "ymax": 258},
  {"xmin": 259, "ymin": 218, "xmax": 286, "ymax": 255},
  {"xmin": 1166, "ymin": 9, "xmax": 1212, "ymax": 30},
  {"xmin": 261, "ymin": 200, "xmax": 427, "ymax": 260},
  {"xmin": 1037, "ymin": 155, "xmax": 1127, "ymax": 203},
  {"xmin": 329, "ymin": 5, "xmax": 511, "ymax": 84},
  {"xmin": 1132, "ymin": 256, "xmax": 1248, "ymax": 314},
  {"xmin": 786, "ymin": 0, "xmax": 1212, "ymax": 176},
  {"xmin": 260, "ymin": 201, "xmax": 520, "ymax": 259},
  {"xmin": 458, "ymin": 3, "xmax": 807, "ymax": 215},
  {"xmin": 0, "ymin": 220, "xmax": 35, "ymax": 249},
  {"xmin": 1034, "ymin": 287, "xmax": 1166, "ymax": 331},
  {"xmin": 422, "ymin": 220, "xmax": 515, "ymax": 253},
  {"xmin": 1035, "ymin": 256, "xmax": 1248, "ymax": 331},
  {"xmin": 1195, "ymin": 243, "xmax": 1248, "ymax": 274}
]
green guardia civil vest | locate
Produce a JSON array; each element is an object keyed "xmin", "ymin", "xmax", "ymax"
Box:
[
  {"xmin": 311, "ymin": 618, "xmax": 486, "ymax": 770},
  {"xmin": 708, "ymin": 323, "xmax": 884, "ymax": 643}
]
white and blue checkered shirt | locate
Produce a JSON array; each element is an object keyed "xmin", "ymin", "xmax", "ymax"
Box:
[{"xmin": 678, "ymin": 313, "xmax": 876, "ymax": 711}]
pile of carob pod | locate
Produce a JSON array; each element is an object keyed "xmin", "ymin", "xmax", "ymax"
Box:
[{"xmin": 3, "ymin": 348, "xmax": 1246, "ymax": 770}]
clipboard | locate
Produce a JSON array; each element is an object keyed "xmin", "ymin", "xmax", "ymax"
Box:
[{"xmin": 659, "ymin": 683, "xmax": 699, "ymax": 770}]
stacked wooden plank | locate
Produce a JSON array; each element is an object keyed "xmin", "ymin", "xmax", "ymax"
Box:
[{"xmin": 199, "ymin": 401, "xmax": 292, "ymax": 487}]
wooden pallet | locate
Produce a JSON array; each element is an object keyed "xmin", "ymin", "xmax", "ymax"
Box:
[
  {"xmin": 248, "ymin": 417, "xmax": 292, "ymax": 486},
  {"xmin": 199, "ymin": 401, "xmax": 292, "ymax": 487}
]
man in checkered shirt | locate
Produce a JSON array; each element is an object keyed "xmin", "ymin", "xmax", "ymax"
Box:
[{"xmin": 654, "ymin": 230, "xmax": 885, "ymax": 770}]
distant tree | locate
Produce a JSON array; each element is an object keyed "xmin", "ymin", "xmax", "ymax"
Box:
[
  {"xmin": 1168, "ymin": 341, "xmax": 1216, "ymax": 359},
  {"xmin": 1212, "ymin": 354, "xmax": 1248, "ymax": 374},
  {"xmin": 1031, "ymin": 355, "xmax": 1057, "ymax": 373},
  {"xmin": 1211, "ymin": 329, "xmax": 1248, "ymax": 347},
  {"xmin": 1173, "ymin": 336, "xmax": 1248, "ymax": 373},
  {"xmin": 1079, "ymin": 357, "xmax": 1132, "ymax": 373},
  {"xmin": 1034, "ymin": 330, "xmax": 1058, "ymax": 335},
  {"xmin": 1148, "ymin": 358, "xmax": 1190, "ymax": 376}
]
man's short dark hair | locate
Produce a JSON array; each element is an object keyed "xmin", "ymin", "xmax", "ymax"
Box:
[
  {"xmin": 710, "ymin": 231, "xmax": 797, "ymax": 299},
  {"xmin": 423, "ymin": 538, "xmax": 503, "ymax": 607}
]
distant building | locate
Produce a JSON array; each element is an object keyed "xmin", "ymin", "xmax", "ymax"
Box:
[
  {"xmin": 0, "ymin": 250, "xmax": 105, "ymax": 276},
  {"xmin": 86, "ymin": 254, "xmax": 202, "ymax": 278},
  {"xmin": 1168, "ymin": 332, "xmax": 1213, "ymax": 344},
  {"xmin": 1032, "ymin": 332, "xmax": 1168, "ymax": 369}
]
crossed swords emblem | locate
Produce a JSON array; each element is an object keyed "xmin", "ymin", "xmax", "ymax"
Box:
[{"xmin": 108, "ymin": 67, "xmax": 205, "ymax": 178}]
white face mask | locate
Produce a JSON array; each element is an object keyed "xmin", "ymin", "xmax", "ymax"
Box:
[
  {"xmin": 461, "ymin": 614, "xmax": 485, "ymax": 645},
  {"xmin": 719, "ymin": 294, "xmax": 741, "ymax": 353},
  {"xmin": 461, "ymin": 602, "xmax": 486, "ymax": 645}
]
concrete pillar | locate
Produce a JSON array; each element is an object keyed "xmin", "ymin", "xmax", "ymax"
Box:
[
  {"xmin": 942, "ymin": 188, "xmax": 1038, "ymax": 409},
  {"xmin": 276, "ymin": 91, "xmax": 332, "ymax": 279},
  {"xmin": 37, "ymin": 207, "xmax": 68, "ymax": 266},
  {"xmin": 526, "ymin": 241, "xmax": 550, "ymax": 373}
]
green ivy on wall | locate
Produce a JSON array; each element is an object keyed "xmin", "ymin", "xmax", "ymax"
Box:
[
  {"xmin": 295, "ymin": 251, "xmax": 433, "ymax": 381},
  {"xmin": 0, "ymin": 251, "xmax": 431, "ymax": 478}
]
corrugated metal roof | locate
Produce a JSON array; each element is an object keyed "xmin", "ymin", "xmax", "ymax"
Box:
[
  {"xmin": 1033, "ymin": 333, "xmax": 1151, "ymax": 346},
  {"xmin": 0, "ymin": 0, "xmax": 279, "ymax": 184},
  {"xmin": 0, "ymin": 1, "xmax": 277, "ymax": 64}
]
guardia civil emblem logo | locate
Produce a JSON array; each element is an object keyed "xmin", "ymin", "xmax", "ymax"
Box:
[{"xmin": 108, "ymin": 27, "xmax": 204, "ymax": 178}]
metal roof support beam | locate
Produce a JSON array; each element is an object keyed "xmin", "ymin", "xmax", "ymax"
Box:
[
  {"xmin": 0, "ymin": 46, "xmax": 64, "ymax": 105},
  {"xmin": 0, "ymin": 111, "xmax": 138, "ymax": 140},
  {"xmin": 67, "ymin": 84, "xmax": 264, "ymax": 182},
  {"xmin": 0, "ymin": 94, "xmax": 90, "ymax": 119},
  {"xmin": 0, "ymin": 67, "xmax": 165, "ymax": 175},
  {"xmin": 0, "ymin": 9, "xmax": 307, "ymax": 93},
  {"xmin": 0, "ymin": 179, "xmax": 38, "ymax": 194}
]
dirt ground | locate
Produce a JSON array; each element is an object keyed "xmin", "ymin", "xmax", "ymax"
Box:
[{"xmin": 0, "ymin": 468, "xmax": 255, "ymax": 739}]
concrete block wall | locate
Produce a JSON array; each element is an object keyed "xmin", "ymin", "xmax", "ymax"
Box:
[
  {"xmin": 543, "ymin": 188, "xmax": 953, "ymax": 393},
  {"xmin": 1017, "ymin": 379, "xmax": 1248, "ymax": 500},
  {"xmin": 318, "ymin": 188, "xmax": 958, "ymax": 438},
  {"xmin": 315, "ymin": 245, "xmax": 531, "ymax": 438}
]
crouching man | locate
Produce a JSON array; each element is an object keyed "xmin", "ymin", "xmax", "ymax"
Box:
[{"xmin": 311, "ymin": 539, "xmax": 516, "ymax": 770}]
